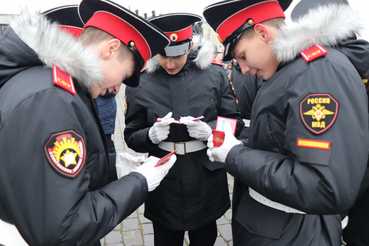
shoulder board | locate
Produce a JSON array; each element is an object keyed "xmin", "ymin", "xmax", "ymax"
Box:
[
  {"xmin": 211, "ymin": 59, "xmax": 224, "ymax": 66},
  {"xmin": 52, "ymin": 65, "xmax": 76, "ymax": 95},
  {"xmin": 140, "ymin": 66, "xmax": 147, "ymax": 73},
  {"xmin": 300, "ymin": 44, "xmax": 328, "ymax": 63}
]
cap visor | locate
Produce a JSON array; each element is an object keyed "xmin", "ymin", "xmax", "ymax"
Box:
[
  {"xmin": 223, "ymin": 42, "xmax": 234, "ymax": 61},
  {"xmin": 160, "ymin": 42, "xmax": 191, "ymax": 57},
  {"xmin": 123, "ymin": 55, "xmax": 141, "ymax": 87},
  {"xmin": 223, "ymin": 31, "xmax": 243, "ymax": 61}
]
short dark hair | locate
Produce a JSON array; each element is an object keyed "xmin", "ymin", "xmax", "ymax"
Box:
[
  {"xmin": 241, "ymin": 17, "xmax": 285, "ymax": 39},
  {"xmin": 79, "ymin": 27, "xmax": 133, "ymax": 61}
]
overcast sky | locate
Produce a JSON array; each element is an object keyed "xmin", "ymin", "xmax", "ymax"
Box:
[
  {"xmin": 1, "ymin": 0, "xmax": 216, "ymax": 16},
  {"xmin": 2, "ymin": 0, "xmax": 369, "ymax": 39}
]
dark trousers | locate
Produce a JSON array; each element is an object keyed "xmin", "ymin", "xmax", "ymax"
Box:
[{"xmin": 153, "ymin": 221, "xmax": 217, "ymax": 246}]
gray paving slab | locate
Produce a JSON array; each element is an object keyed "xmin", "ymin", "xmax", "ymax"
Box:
[{"xmin": 101, "ymin": 88, "xmax": 233, "ymax": 245}]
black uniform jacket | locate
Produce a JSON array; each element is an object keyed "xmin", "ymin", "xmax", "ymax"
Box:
[
  {"xmin": 124, "ymin": 36, "xmax": 244, "ymax": 230},
  {"xmin": 225, "ymin": 4, "xmax": 369, "ymax": 246},
  {"xmin": 0, "ymin": 12, "xmax": 147, "ymax": 246}
]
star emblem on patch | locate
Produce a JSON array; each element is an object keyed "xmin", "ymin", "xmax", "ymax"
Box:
[{"xmin": 44, "ymin": 130, "xmax": 86, "ymax": 178}]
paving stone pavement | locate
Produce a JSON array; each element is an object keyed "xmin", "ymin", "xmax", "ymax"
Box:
[{"xmin": 100, "ymin": 87, "xmax": 234, "ymax": 246}]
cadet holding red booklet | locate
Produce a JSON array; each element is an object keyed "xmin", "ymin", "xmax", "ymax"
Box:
[
  {"xmin": 204, "ymin": 0, "xmax": 369, "ymax": 245},
  {"xmin": 124, "ymin": 13, "xmax": 243, "ymax": 246}
]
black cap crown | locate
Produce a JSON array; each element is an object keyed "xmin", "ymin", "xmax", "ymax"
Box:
[
  {"xmin": 43, "ymin": 5, "xmax": 84, "ymax": 38},
  {"xmin": 291, "ymin": 0, "xmax": 349, "ymax": 21}
]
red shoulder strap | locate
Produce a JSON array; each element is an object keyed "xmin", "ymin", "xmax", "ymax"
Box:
[
  {"xmin": 52, "ymin": 65, "xmax": 76, "ymax": 95},
  {"xmin": 140, "ymin": 66, "xmax": 147, "ymax": 73},
  {"xmin": 300, "ymin": 44, "xmax": 328, "ymax": 63},
  {"xmin": 211, "ymin": 59, "xmax": 224, "ymax": 66}
]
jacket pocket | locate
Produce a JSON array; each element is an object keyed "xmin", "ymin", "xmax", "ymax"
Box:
[{"xmin": 235, "ymin": 195, "xmax": 291, "ymax": 240}]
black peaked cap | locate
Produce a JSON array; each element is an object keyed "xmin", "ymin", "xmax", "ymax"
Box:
[
  {"xmin": 291, "ymin": 0, "xmax": 349, "ymax": 21},
  {"xmin": 79, "ymin": 0, "xmax": 170, "ymax": 87},
  {"xmin": 149, "ymin": 13, "xmax": 202, "ymax": 32},
  {"xmin": 43, "ymin": 5, "xmax": 84, "ymax": 29},
  {"xmin": 204, "ymin": 0, "xmax": 292, "ymax": 35}
]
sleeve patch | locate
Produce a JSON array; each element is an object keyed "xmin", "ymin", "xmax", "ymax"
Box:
[
  {"xmin": 297, "ymin": 138, "xmax": 331, "ymax": 150},
  {"xmin": 296, "ymin": 144, "xmax": 331, "ymax": 166},
  {"xmin": 300, "ymin": 93, "xmax": 338, "ymax": 134},
  {"xmin": 44, "ymin": 130, "xmax": 86, "ymax": 178}
]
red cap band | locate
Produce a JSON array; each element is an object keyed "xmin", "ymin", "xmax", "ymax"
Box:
[
  {"xmin": 165, "ymin": 26, "xmax": 193, "ymax": 43},
  {"xmin": 217, "ymin": 1, "xmax": 285, "ymax": 42},
  {"xmin": 61, "ymin": 26, "xmax": 83, "ymax": 38},
  {"xmin": 84, "ymin": 11, "xmax": 151, "ymax": 62}
]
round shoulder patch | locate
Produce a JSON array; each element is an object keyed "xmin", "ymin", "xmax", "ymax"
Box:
[
  {"xmin": 44, "ymin": 130, "xmax": 86, "ymax": 178},
  {"xmin": 300, "ymin": 93, "xmax": 338, "ymax": 134}
]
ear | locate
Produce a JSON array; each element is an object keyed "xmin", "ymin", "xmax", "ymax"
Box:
[
  {"xmin": 253, "ymin": 24, "xmax": 270, "ymax": 43},
  {"xmin": 102, "ymin": 39, "xmax": 121, "ymax": 60}
]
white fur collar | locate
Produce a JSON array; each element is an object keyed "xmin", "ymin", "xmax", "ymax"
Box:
[
  {"xmin": 274, "ymin": 3, "xmax": 364, "ymax": 62},
  {"xmin": 145, "ymin": 35, "xmax": 215, "ymax": 73},
  {"xmin": 10, "ymin": 8, "xmax": 103, "ymax": 88}
]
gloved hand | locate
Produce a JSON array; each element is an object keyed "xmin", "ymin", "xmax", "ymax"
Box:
[
  {"xmin": 133, "ymin": 154, "xmax": 177, "ymax": 191},
  {"xmin": 180, "ymin": 116, "xmax": 212, "ymax": 141},
  {"xmin": 116, "ymin": 153, "xmax": 146, "ymax": 179},
  {"xmin": 149, "ymin": 112, "xmax": 175, "ymax": 144},
  {"xmin": 207, "ymin": 122, "xmax": 242, "ymax": 163}
]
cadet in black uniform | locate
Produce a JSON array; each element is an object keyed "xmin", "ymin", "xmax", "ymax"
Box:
[
  {"xmin": 124, "ymin": 13, "xmax": 244, "ymax": 246},
  {"xmin": 204, "ymin": 0, "xmax": 369, "ymax": 245},
  {"xmin": 0, "ymin": 1, "xmax": 175, "ymax": 245}
]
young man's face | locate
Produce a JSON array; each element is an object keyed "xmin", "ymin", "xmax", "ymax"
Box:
[
  {"xmin": 157, "ymin": 53, "xmax": 189, "ymax": 75},
  {"xmin": 90, "ymin": 55, "xmax": 135, "ymax": 99},
  {"xmin": 231, "ymin": 29, "xmax": 279, "ymax": 80}
]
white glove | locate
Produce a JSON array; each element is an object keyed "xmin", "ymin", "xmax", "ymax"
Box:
[
  {"xmin": 180, "ymin": 116, "xmax": 212, "ymax": 141},
  {"xmin": 207, "ymin": 122, "xmax": 242, "ymax": 163},
  {"xmin": 133, "ymin": 154, "xmax": 177, "ymax": 191},
  {"xmin": 116, "ymin": 153, "xmax": 146, "ymax": 179},
  {"xmin": 149, "ymin": 112, "xmax": 175, "ymax": 144}
]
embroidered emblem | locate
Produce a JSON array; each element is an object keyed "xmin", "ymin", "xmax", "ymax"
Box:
[
  {"xmin": 52, "ymin": 65, "xmax": 76, "ymax": 95},
  {"xmin": 300, "ymin": 93, "xmax": 338, "ymax": 134},
  {"xmin": 300, "ymin": 44, "xmax": 328, "ymax": 63},
  {"xmin": 44, "ymin": 130, "xmax": 86, "ymax": 178},
  {"xmin": 297, "ymin": 138, "xmax": 331, "ymax": 150}
]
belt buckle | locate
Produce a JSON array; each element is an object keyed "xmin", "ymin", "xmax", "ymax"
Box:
[{"xmin": 174, "ymin": 142, "xmax": 186, "ymax": 155}]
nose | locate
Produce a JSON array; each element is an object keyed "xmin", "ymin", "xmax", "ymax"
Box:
[
  {"xmin": 166, "ymin": 58, "xmax": 175, "ymax": 69},
  {"xmin": 110, "ymin": 83, "xmax": 122, "ymax": 94},
  {"xmin": 241, "ymin": 65, "xmax": 251, "ymax": 75}
]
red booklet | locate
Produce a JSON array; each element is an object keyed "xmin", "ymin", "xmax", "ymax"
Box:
[
  {"xmin": 138, "ymin": 150, "xmax": 177, "ymax": 167},
  {"xmin": 213, "ymin": 116, "xmax": 237, "ymax": 147}
]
